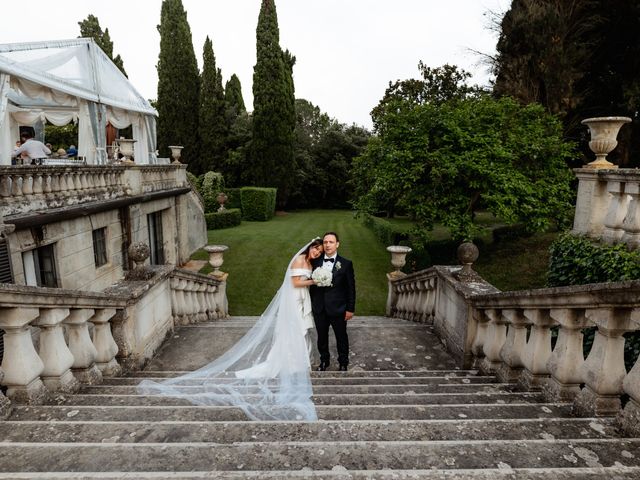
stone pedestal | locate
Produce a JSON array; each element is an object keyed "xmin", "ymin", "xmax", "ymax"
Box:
[
  {"xmin": 64, "ymin": 308, "xmax": 102, "ymax": 385},
  {"xmin": 35, "ymin": 308, "xmax": 79, "ymax": 393},
  {"xmin": 572, "ymin": 170, "xmax": 609, "ymax": 237}
]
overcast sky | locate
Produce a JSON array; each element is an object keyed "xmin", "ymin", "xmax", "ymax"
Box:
[{"xmin": 0, "ymin": 0, "xmax": 507, "ymax": 129}]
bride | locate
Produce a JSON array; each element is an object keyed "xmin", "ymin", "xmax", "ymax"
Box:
[{"xmin": 138, "ymin": 238, "xmax": 324, "ymax": 421}]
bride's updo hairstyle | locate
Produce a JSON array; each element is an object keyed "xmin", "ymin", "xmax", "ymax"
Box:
[{"xmin": 304, "ymin": 238, "xmax": 323, "ymax": 259}]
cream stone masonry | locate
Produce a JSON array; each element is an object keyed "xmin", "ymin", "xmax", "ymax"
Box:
[{"xmin": 573, "ymin": 168, "xmax": 640, "ymax": 249}]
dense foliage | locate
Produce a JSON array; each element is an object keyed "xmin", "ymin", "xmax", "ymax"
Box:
[
  {"xmin": 156, "ymin": 0, "xmax": 200, "ymax": 161},
  {"xmin": 194, "ymin": 37, "xmax": 227, "ymax": 175},
  {"xmin": 492, "ymin": 0, "xmax": 640, "ymax": 166},
  {"xmin": 205, "ymin": 209, "xmax": 242, "ymax": 230},
  {"xmin": 353, "ymin": 64, "xmax": 575, "ymax": 241},
  {"xmin": 78, "ymin": 14, "xmax": 127, "ymax": 76},
  {"xmin": 201, "ymin": 171, "xmax": 225, "ymax": 213},
  {"xmin": 250, "ymin": 0, "xmax": 297, "ymax": 207},
  {"xmin": 240, "ymin": 187, "xmax": 277, "ymax": 221},
  {"xmin": 548, "ymin": 233, "xmax": 640, "ymax": 287}
]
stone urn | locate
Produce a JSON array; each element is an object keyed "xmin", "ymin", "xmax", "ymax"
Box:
[
  {"xmin": 581, "ymin": 117, "xmax": 632, "ymax": 169},
  {"xmin": 125, "ymin": 242, "xmax": 153, "ymax": 280},
  {"xmin": 216, "ymin": 192, "xmax": 228, "ymax": 212},
  {"xmin": 204, "ymin": 245, "xmax": 229, "ymax": 277},
  {"xmin": 169, "ymin": 145, "xmax": 184, "ymax": 164},
  {"xmin": 387, "ymin": 246, "xmax": 412, "ymax": 278},
  {"xmin": 456, "ymin": 241, "xmax": 479, "ymax": 282},
  {"xmin": 116, "ymin": 138, "xmax": 136, "ymax": 163}
]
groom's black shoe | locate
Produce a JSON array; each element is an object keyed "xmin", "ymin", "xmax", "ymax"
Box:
[
  {"xmin": 316, "ymin": 362, "xmax": 329, "ymax": 371},
  {"xmin": 339, "ymin": 365, "xmax": 348, "ymax": 372}
]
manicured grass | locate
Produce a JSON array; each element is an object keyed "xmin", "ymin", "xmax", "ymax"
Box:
[{"xmin": 193, "ymin": 210, "xmax": 391, "ymax": 316}]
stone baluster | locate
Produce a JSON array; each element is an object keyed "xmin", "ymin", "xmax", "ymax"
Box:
[
  {"xmin": 620, "ymin": 311, "xmax": 640, "ymax": 435},
  {"xmin": 480, "ymin": 309, "xmax": 507, "ymax": 374},
  {"xmin": 205, "ymin": 284, "xmax": 218, "ymax": 320},
  {"xmin": 42, "ymin": 173, "xmax": 52, "ymax": 195},
  {"xmin": 520, "ymin": 309, "xmax": 555, "ymax": 390},
  {"xmin": 413, "ymin": 282, "xmax": 425, "ymax": 322},
  {"xmin": 621, "ymin": 182, "xmax": 640, "ymax": 249},
  {"xmin": 22, "ymin": 173, "xmax": 33, "ymax": 196},
  {"xmin": 196, "ymin": 283, "xmax": 208, "ymax": 322},
  {"xmin": 58, "ymin": 172, "xmax": 69, "ymax": 195},
  {"xmin": 498, "ymin": 309, "xmax": 528, "ymax": 382},
  {"xmin": 34, "ymin": 308, "xmax": 79, "ymax": 393},
  {"xmin": 470, "ymin": 309, "xmax": 489, "ymax": 367},
  {"xmin": 32, "ymin": 174, "xmax": 44, "ymax": 195},
  {"xmin": 90, "ymin": 308, "xmax": 121, "ymax": 376},
  {"xmin": 0, "ymin": 307, "xmax": 47, "ymax": 403},
  {"xmin": 214, "ymin": 274, "xmax": 229, "ymax": 318},
  {"xmin": 50, "ymin": 172, "xmax": 61, "ymax": 194},
  {"xmin": 64, "ymin": 308, "xmax": 102, "ymax": 384},
  {"xmin": 602, "ymin": 181, "xmax": 629, "ymax": 244},
  {"xmin": 425, "ymin": 277, "xmax": 437, "ymax": 322},
  {"xmin": 406, "ymin": 282, "xmax": 417, "ymax": 321},
  {"xmin": 11, "ymin": 175, "xmax": 23, "ymax": 197},
  {"xmin": 0, "ymin": 175, "xmax": 11, "ymax": 198},
  {"xmin": 544, "ymin": 308, "xmax": 589, "ymax": 402},
  {"xmin": 574, "ymin": 308, "xmax": 634, "ymax": 416},
  {"xmin": 170, "ymin": 277, "xmax": 182, "ymax": 324}
]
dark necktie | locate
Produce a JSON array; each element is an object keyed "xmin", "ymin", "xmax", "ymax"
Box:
[{"xmin": 325, "ymin": 258, "xmax": 335, "ymax": 263}]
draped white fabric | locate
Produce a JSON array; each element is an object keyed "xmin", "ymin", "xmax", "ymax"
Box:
[
  {"xmin": 138, "ymin": 243, "xmax": 318, "ymax": 421},
  {"xmin": 0, "ymin": 74, "xmax": 12, "ymax": 164}
]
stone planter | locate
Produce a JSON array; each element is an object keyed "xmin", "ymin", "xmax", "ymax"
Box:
[
  {"xmin": 581, "ymin": 117, "xmax": 631, "ymax": 169},
  {"xmin": 387, "ymin": 245, "xmax": 412, "ymax": 278},
  {"xmin": 204, "ymin": 245, "xmax": 229, "ymax": 277},
  {"xmin": 169, "ymin": 145, "xmax": 183, "ymax": 164},
  {"xmin": 116, "ymin": 138, "xmax": 136, "ymax": 163},
  {"xmin": 216, "ymin": 192, "xmax": 228, "ymax": 212}
]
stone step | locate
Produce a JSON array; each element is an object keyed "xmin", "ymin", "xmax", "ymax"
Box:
[
  {"xmin": 1, "ymin": 439, "xmax": 639, "ymax": 472},
  {"xmin": 10, "ymin": 403, "xmax": 574, "ymax": 422},
  {"xmin": 130, "ymin": 370, "xmax": 481, "ymax": 378},
  {"xmin": 2, "ymin": 467, "xmax": 640, "ymax": 479},
  {"xmin": 83, "ymin": 383, "xmax": 516, "ymax": 395},
  {"xmin": 0, "ymin": 418, "xmax": 621, "ymax": 444},
  {"xmin": 48, "ymin": 391, "xmax": 545, "ymax": 407}
]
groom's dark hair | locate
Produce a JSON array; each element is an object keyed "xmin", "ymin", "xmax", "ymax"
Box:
[{"xmin": 323, "ymin": 231, "xmax": 339, "ymax": 242}]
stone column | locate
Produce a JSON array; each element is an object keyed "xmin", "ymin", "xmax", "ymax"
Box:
[
  {"xmin": 574, "ymin": 308, "xmax": 633, "ymax": 416},
  {"xmin": 90, "ymin": 309, "xmax": 121, "ymax": 376},
  {"xmin": 480, "ymin": 309, "xmax": 507, "ymax": 375},
  {"xmin": 0, "ymin": 307, "xmax": 47, "ymax": 403},
  {"xmin": 64, "ymin": 308, "xmax": 102, "ymax": 384},
  {"xmin": 520, "ymin": 309, "xmax": 555, "ymax": 390},
  {"xmin": 544, "ymin": 308, "xmax": 588, "ymax": 402},
  {"xmin": 572, "ymin": 170, "xmax": 609, "ymax": 237},
  {"xmin": 35, "ymin": 308, "xmax": 79, "ymax": 393},
  {"xmin": 498, "ymin": 309, "xmax": 528, "ymax": 382}
]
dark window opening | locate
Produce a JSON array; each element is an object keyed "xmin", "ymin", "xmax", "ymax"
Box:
[
  {"xmin": 35, "ymin": 244, "xmax": 57, "ymax": 288},
  {"xmin": 148, "ymin": 211, "xmax": 165, "ymax": 265},
  {"xmin": 92, "ymin": 227, "xmax": 108, "ymax": 267},
  {"xmin": 0, "ymin": 238, "xmax": 13, "ymax": 284}
]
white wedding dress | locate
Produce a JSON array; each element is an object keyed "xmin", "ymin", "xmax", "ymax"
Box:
[{"xmin": 138, "ymin": 243, "xmax": 317, "ymax": 421}]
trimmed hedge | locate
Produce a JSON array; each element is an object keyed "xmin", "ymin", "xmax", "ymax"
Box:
[
  {"xmin": 225, "ymin": 188, "xmax": 242, "ymax": 210},
  {"xmin": 205, "ymin": 208, "xmax": 242, "ymax": 230},
  {"xmin": 547, "ymin": 232, "xmax": 640, "ymax": 287},
  {"xmin": 240, "ymin": 187, "xmax": 277, "ymax": 221},
  {"xmin": 361, "ymin": 214, "xmax": 408, "ymax": 246}
]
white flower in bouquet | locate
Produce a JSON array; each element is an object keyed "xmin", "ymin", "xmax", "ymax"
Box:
[{"xmin": 312, "ymin": 268, "xmax": 333, "ymax": 287}]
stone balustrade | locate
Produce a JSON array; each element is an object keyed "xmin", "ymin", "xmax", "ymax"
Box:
[
  {"xmin": 573, "ymin": 168, "xmax": 640, "ymax": 249},
  {"xmin": 170, "ymin": 268, "xmax": 228, "ymax": 325},
  {"xmin": 0, "ymin": 284, "xmax": 126, "ymax": 410},
  {"xmin": 0, "ymin": 164, "xmax": 188, "ymax": 218},
  {"xmin": 387, "ymin": 259, "xmax": 640, "ymax": 434}
]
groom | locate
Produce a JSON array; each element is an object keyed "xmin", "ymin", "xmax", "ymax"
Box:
[{"xmin": 310, "ymin": 232, "xmax": 356, "ymax": 371}]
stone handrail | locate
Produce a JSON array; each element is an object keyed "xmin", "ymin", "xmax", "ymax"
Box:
[
  {"xmin": 573, "ymin": 168, "xmax": 640, "ymax": 249},
  {"xmin": 170, "ymin": 268, "xmax": 228, "ymax": 324},
  {"xmin": 388, "ymin": 266, "xmax": 640, "ymax": 434},
  {"xmin": 0, "ymin": 284, "xmax": 128, "ymax": 408},
  {"xmin": 0, "ymin": 164, "xmax": 189, "ymax": 218}
]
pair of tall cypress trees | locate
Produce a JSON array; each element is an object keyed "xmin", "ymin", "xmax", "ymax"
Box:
[{"xmin": 156, "ymin": 0, "xmax": 296, "ymax": 204}]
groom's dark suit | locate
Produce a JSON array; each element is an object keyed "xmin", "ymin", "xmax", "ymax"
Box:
[{"xmin": 310, "ymin": 254, "xmax": 356, "ymax": 367}]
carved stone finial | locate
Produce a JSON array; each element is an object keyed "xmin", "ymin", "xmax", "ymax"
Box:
[
  {"xmin": 125, "ymin": 242, "xmax": 154, "ymax": 280},
  {"xmin": 456, "ymin": 241, "xmax": 479, "ymax": 282}
]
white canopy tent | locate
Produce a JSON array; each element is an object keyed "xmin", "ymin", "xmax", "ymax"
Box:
[{"xmin": 0, "ymin": 38, "xmax": 158, "ymax": 165}]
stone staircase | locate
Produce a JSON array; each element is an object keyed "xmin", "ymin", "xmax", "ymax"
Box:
[{"xmin": 1, "ymin": 316, "xmax": 639, "ymax": 478}]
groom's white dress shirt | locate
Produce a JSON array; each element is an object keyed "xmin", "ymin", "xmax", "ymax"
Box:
[{"xmin": 322, "ymin": 254, "xmax": 337, "ymax": 271}]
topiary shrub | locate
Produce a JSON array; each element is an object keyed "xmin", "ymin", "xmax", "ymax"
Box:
[
  {"xmin": 205, "ymin": 208, "xmax": 241, "ymax": 230},
  {"xmin": 240, "ymin": 187, "xmax": 277, "ymax": 221},
  {"xmin": 201, "ymin": 171, "xmax": 225, "ymax": 213}
]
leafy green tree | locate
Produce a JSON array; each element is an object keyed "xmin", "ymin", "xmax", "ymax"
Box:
[
  {"xmin": 353, "ymin": 65, "xmax": 575, "ymax": 240},
  {"xmin": 156, "ymin": 0, "xmax": 200, "ymax": 162},
  {"xmin": 251, "ymin": 0, "xmax": 297, "ymax": 207},
  {"xmin": 78, "ymin": 14, "xmax": 127, "ymax": 76},
  {"xmin": 224, "ymin": 74, "xmax": 246, "ymax": 117},
  {"xmin": 195, "ymin": 36, "xmax": 227, "ymax": 175}
]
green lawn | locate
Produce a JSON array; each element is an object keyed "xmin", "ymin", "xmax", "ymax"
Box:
[{"xmin": 193, "ymin": 210, "xmax": 391, "ymax": 316}]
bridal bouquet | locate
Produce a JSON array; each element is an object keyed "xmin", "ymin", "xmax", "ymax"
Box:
[{"xmin": 312, "ymin": 268, "xmax": 333, "ymax": 287}]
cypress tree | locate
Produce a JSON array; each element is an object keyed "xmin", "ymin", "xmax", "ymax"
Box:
[
  {"xmin": 251, "ymin": 0, "xmax": 297, "ymax": 207},
  {"xmin": 196, "ymin": 36, "xmax": 227, "ymax": 174},
  {"xmin": 224, "ymin": 74, "xmax": 246, "ymax": 116},
  {"xmin": 156, "ymin": 0, "xmax": 200, "ymax": 163},
  {"xmin": 78, "ymin": 14, "xmax": 127, "ymax": 76}
]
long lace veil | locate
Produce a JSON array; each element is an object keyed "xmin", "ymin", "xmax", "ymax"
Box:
[{"xmin": 137, "ymin": 241, "xmax": 318, "ymax": 421}]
